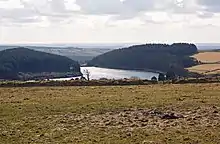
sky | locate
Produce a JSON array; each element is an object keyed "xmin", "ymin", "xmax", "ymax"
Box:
[{"xmin": 0, "ymin": 0, "xmax": 220, "ymax": 44}]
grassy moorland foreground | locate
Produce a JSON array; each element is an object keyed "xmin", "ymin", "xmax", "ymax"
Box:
[{"xmin": 1, "ymin": 84, "xmax": 220, "ymax": 144}]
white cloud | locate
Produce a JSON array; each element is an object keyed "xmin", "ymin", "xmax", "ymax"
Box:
[
  {"xmin": 0, "ymin": 0, "xmax": 218, "ymax": 25},
  {"xmin": 1, "ymin": 0, "xmax": 220, "ymax": 43},
  {"xmin": 0, "ymin": 0, "xmax": 24, "ymax": 9}
]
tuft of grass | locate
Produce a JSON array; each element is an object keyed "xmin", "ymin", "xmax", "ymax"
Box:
[{"xmin": 1, "ymin": 84, "xmax": 220, "ymax": 143}]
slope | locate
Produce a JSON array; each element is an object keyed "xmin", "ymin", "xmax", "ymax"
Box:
[
  {"xmin": 0, "ymin": 47, "xmax": 81, "ymax": 79},
  {"xmin": 88, "ymin": 43, "xmax": 199, "ymax": 76}
]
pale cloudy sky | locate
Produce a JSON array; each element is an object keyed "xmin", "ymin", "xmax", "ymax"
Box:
[{"xmin": 0, "ymin": 0, "xmax": 220, "ymax": 44}]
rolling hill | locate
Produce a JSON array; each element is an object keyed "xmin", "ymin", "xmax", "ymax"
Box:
[
  {"xmin": 0, "ymin": 46, "xmax": 112, "ymax": 63},
  {"xmin": 88, "ymin": 43, "xmax": 199, "ymax": 76},
  {"xmin": 0, "ymin": 48, "xmax": 81, "ymax": 80}
]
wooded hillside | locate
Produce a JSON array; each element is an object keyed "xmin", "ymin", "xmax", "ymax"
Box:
[
  {"xmin": 88, "ymin": 43, "xmax": 198, "ymax": 76},
  {"xmin": 0, "ymin": 48, "xmax": 81, "ymax": 79}
]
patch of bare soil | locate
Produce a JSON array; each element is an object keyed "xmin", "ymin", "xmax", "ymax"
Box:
[
  {"xmin": 39, "ymin": 106, "xmax": 220, "ymax": 132},
  {"xmin": 2, "ymin": 106, "xmax": 219, "ymax": 142}
]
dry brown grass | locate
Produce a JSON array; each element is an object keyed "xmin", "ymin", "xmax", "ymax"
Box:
[
  {"xmin": 188, "ymin": 52, "xmax": 220, "ymax": 74},
  {"xmin": 1, "ymin": 84, "xmax": 220, "ymax": 143},
  {"xmin": 192, "ymin": 52, "xmax": 220, "ymax": 63},
  {"xmin": 187, "ymin": 64, "xmax": 220, "ymax": 74}
]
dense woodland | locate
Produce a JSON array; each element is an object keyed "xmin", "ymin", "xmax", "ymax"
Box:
[
  {"xmin": 88, "ymin": 43, "xmax": 199, "ymax": 76},
  {"xmin": 0, "ymin": 48, "xmax": 81, "ymax": 80}
]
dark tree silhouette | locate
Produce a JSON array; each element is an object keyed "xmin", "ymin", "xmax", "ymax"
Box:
[
  {"xmin": 166, "ymin": 71, "xmax": 176, "ymax": 80},
  {"xmin": 158, "ymin": 73, "xmax": 166, "ymax": 81}
]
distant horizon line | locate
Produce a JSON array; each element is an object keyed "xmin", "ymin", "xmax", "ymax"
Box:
[{"xmin": 1, "ymin": 42, "xmax": 220, "ymax": 45}]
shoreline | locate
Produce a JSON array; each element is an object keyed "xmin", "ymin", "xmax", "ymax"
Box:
[
  {"xmin": 81, "ymin": 66, "xmax": 163, "ymax": 74},
  {"xmin": 1, "ymin": 77, "xmax": 220, "ymax": 88}
]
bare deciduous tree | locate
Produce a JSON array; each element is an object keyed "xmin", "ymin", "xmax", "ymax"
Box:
[{"xmin": 84, "ymin": 69, "xmax": 91, "ymax": 81}]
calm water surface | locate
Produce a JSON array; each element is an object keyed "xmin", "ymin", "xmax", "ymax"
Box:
[{"xmin": 53, "ymin": 67, "xmax": 158, "ymax": 81}]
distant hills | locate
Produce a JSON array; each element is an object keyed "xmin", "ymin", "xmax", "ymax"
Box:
[
  {"xmin": 0, "ymin": 43, "xmax": 219, "ymax": 79},
  {"xmin": 88, "ymin": 43, "xmax": 199, "ymax": 76},
  {"xmin": 0, "ymin": 48, "xmax": 81, "ymax": 80},
  {"xmin": 0, "ymin": 46, "xmax": 112, "ymax": 63},
  {"xmin": 196, "ymin": 43, "xmax": 220, "ymax": 51},
  {"xmin": 0, "ymin": 43, "xmax": 220, "ymax": 64}
]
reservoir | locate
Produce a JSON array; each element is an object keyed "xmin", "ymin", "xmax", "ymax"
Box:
[
  {"xmin": 80, "ymin": 67, "xmax": 158, "ymax": 80},
  {"xmin": 52, "ymin": 67, "xmax": 158, "ymax": 81}
]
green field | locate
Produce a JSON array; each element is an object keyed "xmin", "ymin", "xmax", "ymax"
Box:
[{"xmin": 1, "ymin": 84, "xmax": 220, "ymax": 144}]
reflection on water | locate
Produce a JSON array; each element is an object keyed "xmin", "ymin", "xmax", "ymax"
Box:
[
  {"xmin": 81, "ymin": 67, "xmax": 158, "ymax": 80},
  {"xmin": 52, "ymin": 67, "xmax": 158, "ymax": 81}
]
